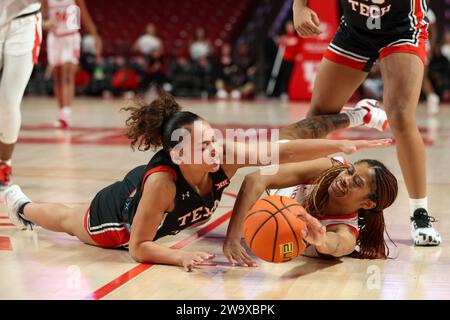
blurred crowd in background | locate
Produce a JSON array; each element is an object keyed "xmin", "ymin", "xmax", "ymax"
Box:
[{"xmin": 25, "ymin": 3, "xmax": 450, "ymax": 103}]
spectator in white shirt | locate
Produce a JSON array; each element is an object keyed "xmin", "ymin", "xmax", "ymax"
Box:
[
  {"xmin": 189, "ymin": 28, "xmax": 211, "ymax": 61},
  {"xmin": 133, "ymin": 23, "xmax": 163, "ymax": 56}
]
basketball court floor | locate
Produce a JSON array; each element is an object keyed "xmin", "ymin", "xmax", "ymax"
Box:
[{"xmin": 0, "ymin": 96, "xmax": 449, "ymax": 300}]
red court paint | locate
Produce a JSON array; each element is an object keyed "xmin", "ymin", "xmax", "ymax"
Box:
[
  {"xmin": 223, "ymin": 192, "xmax": 237, "ymax": 199},
  {"xmin": 84, "ymin": 209, "xmax": 233, "ymax": 300},
  {"xmin": 0, "ymin": 223, "xmax": 14, "ymax": 227},
  {"xmin": 0, "ymin": 236, "xmax": 12, "ymax": 251},
  {"xmin": 18, "ymin": 124, "xmax": 437, "ymax": 146},
  {"xmin": 194, "ymin": 263, "xmax": 217, "ymax": 267}
]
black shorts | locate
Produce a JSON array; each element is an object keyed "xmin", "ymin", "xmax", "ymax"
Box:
[
  {"xmin": 324, "ymin": 22, "xmax": 428, "ymax": 72},
  {"xmin": 84, "ymin": 166, "xmax": 146, "ymax": 249}
]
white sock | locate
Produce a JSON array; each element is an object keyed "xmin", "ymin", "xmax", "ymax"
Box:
[
  {"xmin": 1, "ymin": 159, "xmax": 12, "ymax": 166},
  {"xmin": 343, "ymin": 108, "xmax": 368, "ymax": 128},
  {"xmin": 60, "ymin": 106, "xmax": 71, "ymax": 121},
  {"xmin": 61, "ymin": 106, "xmax": 71, "ymax": 114},
  {"xmin": 409, "ymin": 197, "xmax": 428, "ymax": 216}
]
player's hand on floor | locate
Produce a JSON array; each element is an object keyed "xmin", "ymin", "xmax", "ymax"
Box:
[
  {"xmin": 223, "ymin": 238, "xmax": 258, "ymax": 267},
  {"xmin": 180, "ymin": 251, "xmax": 215, "ymax": 272}
]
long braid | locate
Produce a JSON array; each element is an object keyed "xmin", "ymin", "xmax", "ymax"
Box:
[
  {"xmin": 304, "ymin": 166, "xmax": 343, "ymax": 216},
  {"xmin": 351, "ymin": 159, "xmax": 398, "ymax": 259}
]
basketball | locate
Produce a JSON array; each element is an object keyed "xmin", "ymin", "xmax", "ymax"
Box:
[{"xmin": 243, "ymin": 195, "xmax": 307, "ymax": 263}]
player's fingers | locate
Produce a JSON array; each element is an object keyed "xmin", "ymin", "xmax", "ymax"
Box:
[
  {"xmin": 311, "ymin": 12, "xmax": 321, "ymax": 27},
  {"xmin": 297, "ymin": 26, "xmax": 313, "ymax": 38},
  {"xmin": 320, "ymin": 226, "xmax": 326, "ymax": 234},
  {"xmin": 226, "ymin": 253, "xmax": 239, "ymax": 266},
  {"xmin": 305, "ymin": 21, "xmax": 322, "ymax": 35},
  {"xmin": 241, "ymin": 250, "xmax": 258, "ymax": 267},
  {"xmin": 303, "ymin": 24, "xmax": 318, "ymax": 36},
  {"xmin": 184, "ymin": 262, "xmax": 194, "ymax": 272},
  {"xmin": 234, "ymin": 254, "xmax": 248, "ymax": 267},
  {"xmin": 301, "ymin": 228, "xmax": 309, "ymax": 239},
  {"xmin": 193, "ymin": 255, "xmax": 205, "ymax": 263},
  {"xmin": 198, "ymin": 252, "xmax": 215, "ymax": 260},
  {"xmin": 357, "ymin": 139, "xmax": 392, "ymax": 150},
  {"xmin": 306, "ymin": 214, "xmax": 323, "ymax": 230}
]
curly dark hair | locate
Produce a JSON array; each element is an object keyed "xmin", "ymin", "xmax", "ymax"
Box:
[{"xmin": 122, "ymin": 94, "xmax": 202, "ymax": 151}]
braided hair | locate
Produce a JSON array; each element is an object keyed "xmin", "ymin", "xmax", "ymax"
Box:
[{"xmin": 303, "ymin": 159, "xmax": 398, "ymax": 259}]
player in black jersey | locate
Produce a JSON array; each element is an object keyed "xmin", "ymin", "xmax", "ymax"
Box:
[
  {"xmin": 293, "ymin": 0, "xmax": 441, "ymax": 246},
  {"xmin": 3, "ymin": 95, "xmax": 389, "ymax": 271}
]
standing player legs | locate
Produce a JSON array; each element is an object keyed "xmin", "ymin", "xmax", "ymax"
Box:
[
  {"xmin": 422, "ymin": 63, "xmax": 440, "ymax": 115},
  {"xmin": 380, "ymin": 53, "xmax": 441, "ymax": 245},
  {"xmin": 62, "ymin": 62, "xmax": 76, "ymax": 107},
  {"xmin": 0, "ymin": 52, "xmax": 34, "ymax": 187},
  {"xmin": 280, "ymin": 59, "xmax": 389, "ymax": 140},
  {"xmin": 307, "ymin": 59, "xmax": 368, "ymax": 117},
  {"xmin": 381, "ymin": 54, "xmax": 426, "ymax": 198},
  {"xmin": 52, "ymin": 65, "xmax": 64, "ymax": 108},
  {"xmin": 53, "ymin": 62, "xmax": 76, "ymax": 128}
]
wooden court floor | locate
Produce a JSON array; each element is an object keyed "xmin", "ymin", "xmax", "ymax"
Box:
[{"xmin": 1, "ymin": 97, "xmax": 449, "ymax": 300}]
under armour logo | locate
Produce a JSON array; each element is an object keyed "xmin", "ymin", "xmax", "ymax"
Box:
[
  {"xmin": 182, "ymin": 191, "xmax": 190, "ymax": 200},
  {"xmin": 215, "ymin": 179, "xmax": 230, "ymax": 191}
]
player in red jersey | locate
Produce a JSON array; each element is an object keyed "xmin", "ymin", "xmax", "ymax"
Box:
[
  {"xmin": 42, "ymin": 0, "xmax": 101, "ymax": 128},
  {"xmin": 0, "ymin": 0, "xmax": 42, "ymax": 190}
]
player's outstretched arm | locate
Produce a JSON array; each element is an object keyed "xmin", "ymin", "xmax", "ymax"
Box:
[
  {"xmin": 280, "ymin": 113, "xmax": 350, "ymax": 140},
  {"xmin": 222, "ymin": 138, "xmax": 391, "ymax": 178},
  {"xmin": 128, "ymin": 172, "xmax": 214, "ymax": 272},
  {"xmin": 224, "ymin": 159, "xmax": 332, "ymax": 266}
]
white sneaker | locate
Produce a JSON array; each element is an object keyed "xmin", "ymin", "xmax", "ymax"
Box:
[
  {"xmin": 230, "ymin": 90, "xmax": 241, "ymax": 100},
  {"xmin": 355, "ymin": 99, "xmax": 388, "ymax": 131},
  {"xmin": 410, "ymin": 208, "xmax": 441, "ymax": 246},
  {"xmin": 53, "ymin": 107, "xmax": 71, "ymax": 129},
  {"xmin": 217, "ymin": 89, "xmax": 228, "ymax": 99},
  {"xmin": 53, "ymin": 118, "xmax": 70, "ymax": 129},
  {"xmin": 3, "ymin": 185, "xmax": 34, "ymax": 230},
  {"xmin": 427, "ymin": 93, "xmax": 440, "ymax": 116}
]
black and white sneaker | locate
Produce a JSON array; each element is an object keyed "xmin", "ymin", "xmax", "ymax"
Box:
[
  {"xmin": 3, "ymin": 185, "xmax": 34, "ymax": 230},
  {"xmin": 410, "ymin": 208, "xmax": 441, "ymax": 246}
]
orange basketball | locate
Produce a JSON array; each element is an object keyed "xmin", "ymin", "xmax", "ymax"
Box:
[{"xmin": 244, "ymin": 195, "xmax": 307, "ymax": 263}]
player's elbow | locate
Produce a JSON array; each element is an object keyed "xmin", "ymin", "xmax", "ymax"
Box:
[
  {"xmin": 128, "ymin": 242, "xmax": 151, "ymax": 263},
  {"xmin": 333, "ymin": 246, "xmax": 355, "ymax": 258},
  {"xmin": 332, "ymin": 239, "xmax": 356, "ymax": 258},
  {"xmin": 242, "ymin": 172, "xmax": 267, "ymax": 194},
  {"xmin": 129, "ymin": 246, "xmax": 145, "ymax": 263}
]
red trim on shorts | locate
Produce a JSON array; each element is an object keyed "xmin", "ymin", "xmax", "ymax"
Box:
[
  {"xmin": 414, "ymin": 0, "xmax": 425, "ymax": 23},
  {"xmin": 83, "ymin": 208, "xmax": 131, "ymax": 248},
  {"xmin": 32, "ymin": 15, "xmax": 41, "ymax": 65},
  {"xmin": 379, "ymin": 5, "xmax": 428, "ymax": 65},
  {"xmin": 317, "ymin": 213, "xmax": 358, "ymax": 221},
  {"xmin": 53, "ymin": 30, "xmax": 79, "ymax": 37},
  {"xmin": 326, "ymin": 223, "xmax": 360, "ymax": 238},
  {"xmin": 323, "ymin": 49, "xmax": 367, "ymax": 71},
  {"xmin": 141, "ymin": 166, "xmax": 177, "ymax": 190},
  {"xmin": 379, "ymin": 39, "xmax": 427, "ymax": 65}
]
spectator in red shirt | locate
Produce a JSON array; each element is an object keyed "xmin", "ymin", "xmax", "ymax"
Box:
[{"xmin": 273, "ymin": 21, "xmax": 302, "ymax": 98}]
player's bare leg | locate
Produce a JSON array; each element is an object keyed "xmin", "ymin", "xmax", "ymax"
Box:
[{"xmin": 380, "ymin": 53, "xmax": 441, "ymax": 246}]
